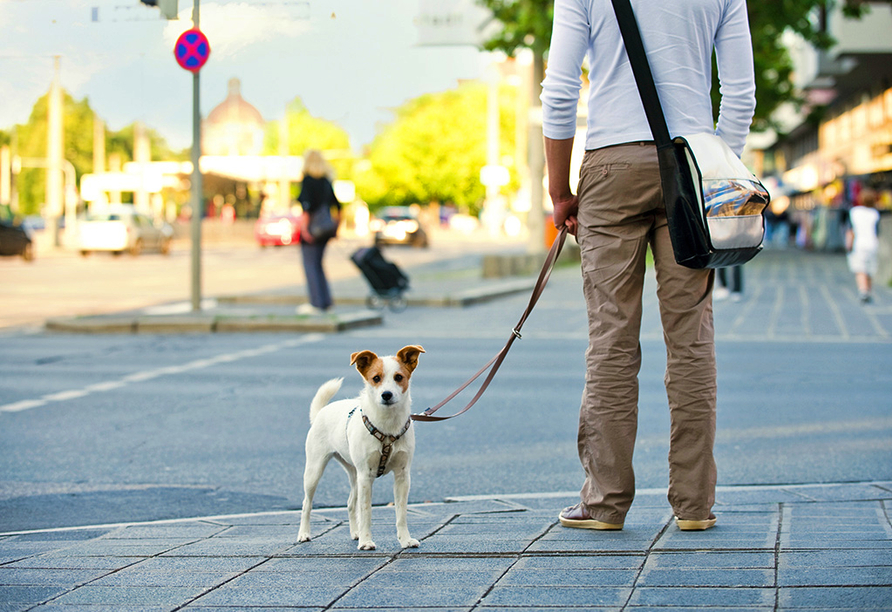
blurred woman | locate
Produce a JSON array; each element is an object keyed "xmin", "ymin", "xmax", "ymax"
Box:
[{"xmin": 297, "ymin": 149, "xmax": 341, "ymax": 314}]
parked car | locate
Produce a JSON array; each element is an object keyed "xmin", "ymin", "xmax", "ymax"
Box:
[
  {"xmin": 76, "ymin": 205, "xmax": 173, "ymax": 256},
  {"xmin": 254, "ymin": 214, "xmax": 301, "ymax": 247},
  {"xmin": 371, "ymin": 206, "xmax": 429, "ymax": 248},
  {"xmin": 0, "ymin": 219, "xmax": 34, "ymax": 261}
]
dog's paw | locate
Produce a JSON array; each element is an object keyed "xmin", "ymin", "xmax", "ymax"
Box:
[
  {"xmin": 297, "ymin": 533, "xmax": 311, "ymax": 543},
  {"xmin": 357, "ymin": 540, "xmax": 377, "ymax": 551},
  {"xmin": 400, "ymin": 537, "xmax": 420, "ymax": 548}
]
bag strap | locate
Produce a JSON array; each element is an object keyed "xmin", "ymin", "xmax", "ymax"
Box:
[
  {"xmin": 411, "ymin": 226, "xmax": 569, "ymax": 422},
  {"xmin": 610, "ymin": 0, "xmax": 672, "ymax": 149}
]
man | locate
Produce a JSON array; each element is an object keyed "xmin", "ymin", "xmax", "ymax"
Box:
[{"xmin": 541, "ymin": 0, "xmax": 757, "ymax": 531}]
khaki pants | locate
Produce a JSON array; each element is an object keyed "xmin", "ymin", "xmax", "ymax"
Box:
[{"xmin": 575, "ymin": 142, "xmax": 717, "ymax": 524}]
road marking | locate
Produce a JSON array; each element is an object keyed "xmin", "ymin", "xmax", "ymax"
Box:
[
  {"xmin": 0, "ymin": 334, "xmax": 324, "ymax": 414},
  {"xmin": 820, "ymin": 284, "xmax": 850, "ymax": 340},
  {"xmin": 0, "ymin": 399, "xmax": 48, "ymax": 413},
  {"xmin": 42, "ymin": 389, "xmax": 91, "ymax": 402}
]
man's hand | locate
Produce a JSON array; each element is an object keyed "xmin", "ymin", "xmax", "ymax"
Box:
[
  {"xmin": 544, "ymin": 136, "xmax": 579, "ymax": 235},
  {"xmin": 552, "ymin": 193, "xmax": 579, "ymax": 236}
]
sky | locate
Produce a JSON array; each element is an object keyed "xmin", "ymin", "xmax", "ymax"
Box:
[{"xmin": 0, "ymin": 0, "xmax": 490, "ymax": 151}]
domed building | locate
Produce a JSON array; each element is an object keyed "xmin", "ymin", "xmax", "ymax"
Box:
[{"xmin": 202, "ymin": 78, "xmax": 265, "ymax": 156}]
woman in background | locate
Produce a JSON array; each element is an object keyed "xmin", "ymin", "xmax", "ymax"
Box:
[{"xmin": 297, "ymin": 149, "xmax": 340, "ymax": 314}]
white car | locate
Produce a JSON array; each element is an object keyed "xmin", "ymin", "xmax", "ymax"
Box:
[{"xmin": 76, "ymin": 205, "xmax": 174, "ymax": 256}]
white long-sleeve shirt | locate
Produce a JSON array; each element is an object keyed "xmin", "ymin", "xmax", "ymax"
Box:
[{"xmin": 541, "ymin": 0, "xmax": 756, "ymax": 156}]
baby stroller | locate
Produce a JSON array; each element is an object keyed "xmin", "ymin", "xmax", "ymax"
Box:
[{"xmin": 350, "ymin": 246, "xmax": 410, "ymax": 312}]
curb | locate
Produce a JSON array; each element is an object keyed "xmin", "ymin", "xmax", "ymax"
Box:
[
  {"xmin": 44, "ymin": 311, "xmax": 383, "ymax": 334},
  {"xmin": 41, "ymin": 274, "xmax": 540, "ymax": 335},
  {"xmin": 216, "ymin": 278, "xmax": 538, "ymax": 309}
]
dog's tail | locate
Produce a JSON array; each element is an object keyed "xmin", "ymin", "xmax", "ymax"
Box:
[{"xmin": 309, "ymin": 378, "xmax": 343, "ymax": 424}]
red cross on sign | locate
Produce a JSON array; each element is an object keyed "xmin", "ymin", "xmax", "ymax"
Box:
[{"xmin": 174, "ymin": 29, "xmax": 210, "ymax": 73}]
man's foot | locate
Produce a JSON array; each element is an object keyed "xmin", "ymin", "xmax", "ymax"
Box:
[
  {"xmin": 558, "ymin": 503, "xmax": 623, "ymax": 530},
  {"xmin": 675, "ymin": 515, "xmax": 717, "ymax": 531}
]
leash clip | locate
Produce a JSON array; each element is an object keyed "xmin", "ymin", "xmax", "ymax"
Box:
[{"xmin": 512, "ymin": 328, "xmax": 523, "ymax": 340}]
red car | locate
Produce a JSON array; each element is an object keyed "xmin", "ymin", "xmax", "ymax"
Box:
[{"xmin": 255, "ymin": 214, "xmax": 301, "ymax": 247}]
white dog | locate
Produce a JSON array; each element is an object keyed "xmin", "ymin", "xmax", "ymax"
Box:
[{"xmin": 298, "ymin": 345, "xmax": 424, "ymax": 550}]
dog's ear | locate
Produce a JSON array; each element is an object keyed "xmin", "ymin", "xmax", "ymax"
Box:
[
  {"xmin": 397, "ymin": 345, "xmax": 425, "ymax": 374},
  {"xmin": 350, "ymin": 350, "xmax": 378, "ymax": 377}
]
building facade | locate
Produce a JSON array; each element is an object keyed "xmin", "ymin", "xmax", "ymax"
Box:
[{"xmin": 762, "ymin": 2, "xmax": 892, "ymax": 255}]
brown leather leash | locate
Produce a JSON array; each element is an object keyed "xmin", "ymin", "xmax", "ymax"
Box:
[{"xmin": 411, "ymin": 226, "xmax": 569, "ymax": 422}]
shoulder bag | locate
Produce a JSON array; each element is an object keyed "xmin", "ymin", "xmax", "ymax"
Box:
[
  {"xmin": 308, "ymin": 204, "xmax": 338, "ymax": 241},
  {"xmin": 611, "ymin": 0, "xmax": 770, "ymax": 269}
]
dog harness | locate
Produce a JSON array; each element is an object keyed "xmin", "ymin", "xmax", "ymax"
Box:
[{"xmin": 347, "ymin": 406, "xmax": 412, "ymax": 478}]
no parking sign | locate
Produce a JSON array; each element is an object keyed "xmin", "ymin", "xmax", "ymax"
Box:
[{"xmin": 174, "ymin": 29, "xmax": 210, "ymax": 73}]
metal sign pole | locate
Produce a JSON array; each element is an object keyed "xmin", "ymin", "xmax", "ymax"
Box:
[{"xmin": 190, "ymin": 0, "xmax": 202, "ymax": 311}]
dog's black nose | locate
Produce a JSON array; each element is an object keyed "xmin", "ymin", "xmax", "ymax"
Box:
[{"xmin": 381, "ymin": 391, "xmax": 393, "ymax": 403}]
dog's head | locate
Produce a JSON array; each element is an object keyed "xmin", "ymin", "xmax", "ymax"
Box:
[{"xmin": 350, "ymin": 345, "xmax": 425, "ymax": 408}]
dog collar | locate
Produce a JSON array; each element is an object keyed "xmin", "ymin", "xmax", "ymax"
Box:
[{"xmin": 360, "ymin": 410, "xmax": 412, "ymax": 478}]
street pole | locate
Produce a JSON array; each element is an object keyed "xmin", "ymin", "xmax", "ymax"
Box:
[
  {"xmin": 47, "ymin": 56, "xmax": 64, "ymax": 247},
  {"xmin": 527, "ymin": 52, "xmax": 546, "ymax": 256},
  {"xmin": 485, "ymin": 67, "xmax": 501, "ymax": 235},
  {"xmin": 190, "ymin": 0, "xmax": 202, "ymax": 311}
]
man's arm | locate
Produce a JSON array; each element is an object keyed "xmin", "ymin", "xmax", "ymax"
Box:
[{"xmin": 545, "ymin": 136, "xmax": 578, "ymax": 235}]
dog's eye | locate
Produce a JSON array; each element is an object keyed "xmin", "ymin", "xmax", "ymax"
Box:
[
  {"xmin": 372, "ymin": 375, "xmax": 381, "ymax": 383},
  {"xmin": 394, "ymin": 374, "xmax": 403, "ymax": 382}
]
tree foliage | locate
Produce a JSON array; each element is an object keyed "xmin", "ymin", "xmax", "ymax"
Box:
[
  {"xmin": 840, "ymin": 0, "xmax": 892, "ymax": 17},
  {"xmin": 478, "ymin": 0, "xmax": 553, "ymax": 58},
  {"xmin": 354, "ymin": 83, "xmax": 518, "ymax": 215},
  {"xmin": 263, "ymin": 97, "xmax": 353, "ymax": 179},
  {"xmin": 8, "ymin": 91, "xmax": 181, "ymax": 216},
  {"xmin": 744, "ymin": 0, "xmax": 836, "ymax": 131},
  {"xmin": 13, "ymin": 91, "xmax": 95, "ymax": 216}
]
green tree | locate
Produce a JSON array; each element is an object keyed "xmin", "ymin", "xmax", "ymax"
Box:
[
  {"xmin": 9, "ymin": 91, "xmax": 182, "ymax": 215},
  {"xmin": 263, "ymin": 97, "xmax": 353, "ymax": 179},
  {"xmin": 107, "ymin": 123, "xmax": 186, "ymax": 165},
  {"xmin": 479, "ymin": 0, "xmax": 552, "ymax": 86},
  {"xmin": 13, "ymin": 91, "xmax": 94, "ymax": 215},
  {"xmin": 744, "ymin": 0, "xmax": 836, "ymax": 131},
  {"xmin": 840, "ymin": 0, "xmax": 892, "ymax": 17},
  {"xmin": 354, "ymin": 83, "xmax": 518, "ymax": 215}
]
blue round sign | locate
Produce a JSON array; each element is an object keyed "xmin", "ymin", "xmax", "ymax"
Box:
[{"xmin": 174, "ymin": 29, "xmax": 210, "ymax": 73}]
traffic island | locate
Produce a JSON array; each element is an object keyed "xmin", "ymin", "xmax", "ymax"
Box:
[
  {"xmin": 216, "ymin": 276, "xmax": 539, "ymax": 309},
  {"xmin": 44, "ymin": 311, "xmax": 383, "ymax": 334}
]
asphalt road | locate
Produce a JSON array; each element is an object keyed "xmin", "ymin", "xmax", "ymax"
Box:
[{"xmin": 2, "ymin": 247, "xmax": 891, "ymax": 533}]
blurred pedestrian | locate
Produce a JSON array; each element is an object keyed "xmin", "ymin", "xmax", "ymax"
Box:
[
  {"xmin": 846, "ymin": 188, "xmax": 880, "ymax": 304},
  {"xmin": 542, "ymin": 0, "xmax": 757, "ymax": 531},
  {"xmin": 297, "ymin": 149, "xmax": 341, "ymax": 314},
  {"xmin": 715, "ymin": 266, "xmax": 743, "ymax": 302}
]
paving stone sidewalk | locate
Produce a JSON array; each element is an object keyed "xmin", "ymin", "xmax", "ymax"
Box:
[{"xmin": 2, "ymin": 482, "xmax": 891, "ymax": 611}]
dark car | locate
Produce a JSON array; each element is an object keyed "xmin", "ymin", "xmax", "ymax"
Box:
[
  {"xmin": 0, "ymin": 219, "xmax": 34, "ymax": 261},
  {"xmin": 370, "ymin": 206, "xmax": 429, "ymax": 248}
]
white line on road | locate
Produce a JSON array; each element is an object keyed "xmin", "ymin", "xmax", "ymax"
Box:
[{"xmin": 0, "ymin": 334, "xmax": 325, "ymax": 414}]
